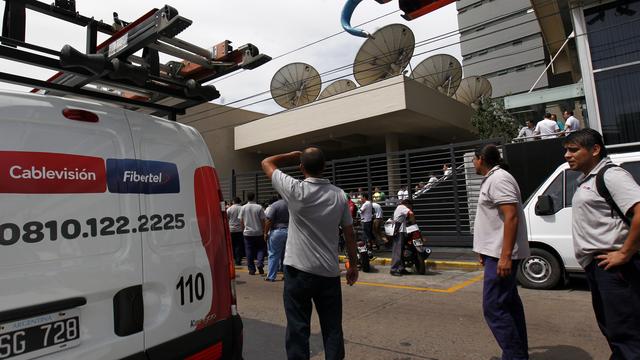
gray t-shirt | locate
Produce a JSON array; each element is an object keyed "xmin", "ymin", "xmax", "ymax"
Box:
[
  {"xmin": 272, "ymin": 169, "xmax": 352, "ymax": 277},
  {"xmin": 572, "ymin": 158, "xmax": 640, "ymax": 268},
  {"xmin": 226, "ymin": 204, "xmax": 243, "ymax": 233},
  {"xmin": 473, "ymin": 166, "xmax": 530, "ymax": 259},
  {"xmin": 266, "ymin": 199, "xmax": 289, "ymax": 228},
  {"xmin": 238, "ymin": 202, "xmax": 265, "ymax": 237}
]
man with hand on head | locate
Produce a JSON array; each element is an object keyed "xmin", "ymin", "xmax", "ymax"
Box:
[{"xmin": 261, "ymin": 146, "xmax": 358, "ymax": 360}]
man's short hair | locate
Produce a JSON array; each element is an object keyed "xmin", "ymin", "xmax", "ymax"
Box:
[
  {"xmin": 233, "ymin": 197, "xmax": 241, "ymax": 204},
  {"xmin": 361, "ymin": 193, "xmax": 369, "ymax": 200},
  {"xmin": 247, "ymin": 192, "xmax": 255, "ymax": 201},
  {"xmin": 564, "ymin": 110, "xmax": 574, "ymax": 116},
  {"xmin": 400, "ymin": 199, "xmax": 412, "ymax": 206},
  {"xmin": 544, "ymin": 112, "xmax": 552, "ymax": 119},
  {"xmin": 563, "ymin": 128, "xmax": 608, "ymax": 159},
  {"xmin": 301, "ymin": 146, "xmax": 325, "ymax": 176}
]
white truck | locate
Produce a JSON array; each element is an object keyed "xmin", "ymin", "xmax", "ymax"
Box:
[
  {"xmin": 0, "ymin": 91, "xmax": 242, "ymax": 360},
  {"xmin": 517, "ymin": 149, "xmax": 640, "ymax": 289}
]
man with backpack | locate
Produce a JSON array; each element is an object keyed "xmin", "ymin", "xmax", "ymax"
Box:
[{"xmin": 564, "ymin": 129, "xmax": 640, "ymax": 359}]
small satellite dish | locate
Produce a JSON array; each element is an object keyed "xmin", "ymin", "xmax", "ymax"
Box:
[
  {"xmin": 270, "ymin": 62, "xmax": 322, "ymax": 109},
  {"xmin": 318, "ymin": 79, "xmax": 357, "ymax": 100},
  {"xmin": 411, "ymin": 54, "xmax": 462, "ymax": 97},
  {"xmin": 353, "ymin": 24, "xmax": 415, "ymax": 86},
  {"xmin": 454, "ymin": 76, "xmax": 492, "ymax": 109}
]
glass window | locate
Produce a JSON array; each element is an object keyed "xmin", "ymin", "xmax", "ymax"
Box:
[
  {"xmin": 541, "ymin": 172, "xmax": 564, "ymax": 213},
  {"xmin": 564, "ymin": 170, "xmax": 582, "ymax": 207},
  {"xmin": 621, "ymin": 161, "xmax": 640, "ymax": 183},
  {"xmin": 594, "ymin": 64, "xmax": 640, "ymax": 144},
  {"xmin": 585, "ymin": 0, "xmax": 640, "ymax": 70}
]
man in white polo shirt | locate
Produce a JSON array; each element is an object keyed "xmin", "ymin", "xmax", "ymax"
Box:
[
  {"xmin": 563, "ymin": 110, "xmax": 580, "ymax": 133},
  {"xmin": 563, "ymin": 129, "xmax": 640, "ymax": 359},
  {"xmin": 473, "ymin": 144, "xmax": 530, "ymax": 360},
  {"xmin": 359, "ymin": 193, "xmax": 374, "ymax": 249},
  {"xmin": 534, "ymin": 113, "xmax": 560, "ymax": 139},
  {"xmin": 261, "ymin": 147, "xmax": 358, "ymax": 360}
]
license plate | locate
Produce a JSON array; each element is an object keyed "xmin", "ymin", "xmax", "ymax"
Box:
[
  {"xmin": 0, "ymin": 309, "xmax": 80, "ymax": 360},
  {"xmin": 412, "ymin": 239, "xmax": 423, "ymax": 247}
]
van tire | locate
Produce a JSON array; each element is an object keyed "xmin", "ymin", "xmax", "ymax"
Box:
[{"xmin": 517, "ymin": 248, "xmax": 563, "ymax": 290}]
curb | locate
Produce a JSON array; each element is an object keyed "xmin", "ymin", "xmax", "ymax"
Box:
[{"xmin": 338, "ymin": 255, "xmax": 483, "ymax": 271}]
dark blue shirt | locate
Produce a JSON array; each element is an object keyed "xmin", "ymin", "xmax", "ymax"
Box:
[{"xmin": 266, "ymin": 199, "xmax": 289, "ymax": 228}]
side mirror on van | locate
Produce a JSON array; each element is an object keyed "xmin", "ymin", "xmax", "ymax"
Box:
[{"xmin": 535, "ymin": 195, "xmax": 555, "ymax": 215}]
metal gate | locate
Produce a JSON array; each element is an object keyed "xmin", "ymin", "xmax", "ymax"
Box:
[{"xmin": 220, "ymin": 139, "xmax": 500, "ymax": 246}]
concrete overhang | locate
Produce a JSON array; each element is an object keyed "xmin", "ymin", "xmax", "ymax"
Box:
[
  {"xmin": 504, "ymin": 81, "xmax": 584, "ymax": 109},
  {"xmin": 234, "ymin": 75, "xmax": 476, "ymax": 154}
]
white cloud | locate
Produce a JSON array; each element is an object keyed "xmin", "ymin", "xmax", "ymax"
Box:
[{"xmin": 0, "ymin": 1, "xmax": 460, "ymax": 115}]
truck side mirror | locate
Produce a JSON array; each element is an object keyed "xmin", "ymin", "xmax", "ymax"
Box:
[{"xmin": 535, "ymin": 195, "xmax": 555, "ymax": 215}]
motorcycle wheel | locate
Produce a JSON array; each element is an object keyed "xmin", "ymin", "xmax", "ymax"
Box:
[
  {"xmin": 360, "ymin": 252, "xmax": 371, "ymax": 273},
  {"xmin": 414, "ymin": 252, "xmax": 426, "ymax": 275}
]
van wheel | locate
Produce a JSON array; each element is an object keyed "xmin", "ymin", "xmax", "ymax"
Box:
[{"xmin": 517, "ymin": 248, "xmax": 563, "ymax": 290}]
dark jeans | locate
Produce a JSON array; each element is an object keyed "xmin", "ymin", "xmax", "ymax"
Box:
[
  {"xmin": 362, "ymin": 221, "xmax": 374, "ymax": 246},
  {"xmin": 244, "ymin": 235, "xmax": 266, "ymax": 273},
  {"xmin": 585, "ymin": 256, "xmax": 640, "ymax": 360},
  {"xmin": 283, "ymin": 266, "xmax": 344, "ymax": 360},
  {"xmin": 230, "ymin": 231, "xmax": 244, "ymax": 265},
  {"xmin": 390, "ymin": 232, "xmax": 405, "ymax": 272},
  {"xmin": 482, "ymin": 255, "xmax": 528, "ymax": 360}
]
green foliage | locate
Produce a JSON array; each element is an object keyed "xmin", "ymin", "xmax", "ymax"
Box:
[{"xmin": 470, "ymin": 97, "xmax": 520, "ymax": 141}]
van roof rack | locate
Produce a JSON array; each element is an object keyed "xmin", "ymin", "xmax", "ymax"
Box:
[{"xmin": 0, "ymin": 0, "xmax": 271, "ymax": 120}]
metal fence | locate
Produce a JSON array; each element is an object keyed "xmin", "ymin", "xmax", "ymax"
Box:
[{"xmin": 221, "ymin": 139, "xmax": 501, "ymax": 247}]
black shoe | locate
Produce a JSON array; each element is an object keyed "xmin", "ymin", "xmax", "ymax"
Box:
[
  {"xmin": 390, "ymin": 271, "xmax": 402, "ymax": 277},
  {"xmin": 249, "ymin": 270, "xmax": 256, "ymax": 275},
  {"xmin": 258, "ymin": 268, "xmax": 265, "ymax": 275},
  {"xmin": 400, "ymin": 269, "xmax": 410, "ymax": 275},
  {"xmin": 264, "ymin": 278, "xmax": 275, "ymax": 282}
]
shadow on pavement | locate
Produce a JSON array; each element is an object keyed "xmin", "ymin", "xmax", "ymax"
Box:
[
  {"xmin": 242, "ymin": 318, "xmax": 324, "ymax": 359},
  {"xmin": 529, "ymin": 345, "xmax": 594, "ymax": 360}
]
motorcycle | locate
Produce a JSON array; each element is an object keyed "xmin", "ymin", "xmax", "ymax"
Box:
[
  {"xmin": 402, "ymin": 224, "xmax": 431, "ymax": 275},
  {"xmin": 339, "ymin": 226, "xmax": 372, "ymax": 273}
]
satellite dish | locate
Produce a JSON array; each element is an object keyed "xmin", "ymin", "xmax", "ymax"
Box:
[
  {"xmin": 270, "ymin": 62, "xmax": 322, "ymax": 109},
  {"xmin": 411, "ymin": 54, "xmax": 462, "ymax": 97},
  {"xmin": 318, "ymin": 79, "xmax": 357, "ymax": 100},
  {"xmin": 454, "ymin": 76, "xmax": 492, "ymax": 109},
  {"xmin": 353, "ymin": 24, "xmax": 415, "ymax": 86}
]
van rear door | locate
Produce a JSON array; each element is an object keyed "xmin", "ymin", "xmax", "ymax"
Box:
[
  {"xmin": 0, "ymin": 94, "xmax": 144, "ymax": 359},
  {"xmin": 124, "ymin": 111, "xmax": 234, "ymax": 359}
]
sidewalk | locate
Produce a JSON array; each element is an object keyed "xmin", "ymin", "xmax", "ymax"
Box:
[{"xmin": 339, "ymin": 246, "xmax": 483, "ymax": 271}]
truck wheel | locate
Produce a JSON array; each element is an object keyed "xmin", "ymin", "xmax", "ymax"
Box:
[{"xmin": 517, "ymin": 248, "xmax": 563, "ymax": 290}]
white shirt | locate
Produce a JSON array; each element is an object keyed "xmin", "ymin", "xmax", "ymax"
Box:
[
  {"xmin": 517, "ymin": 127, "xmax": 535, "ymax": 141},
  {"xmin": 372, "ymin": 202, "xmax": 383, "ymax": 219},
  {"xmin": 534, "ymin": 119, "xmax": 560, "ymax": 139},
  {"xmin": 226, "ymin": 204, "xmax": 243, "ymax": 233},
  {"xmin": 565, "ymin": 115, "xmax": 580, "ymax": 132},
  {"xmin": 393, "ymin": 204, "xmax": 411, "ymax": 233},
  {"xmin": 238, "ymin": 202, "xmax": 265, "ymax": 236},
  {"xmin": 473, "ymin": 166, "xmax": 530, "ymax": 259},
  {"xmin": 397, "ymin": 189, "xmax": 408, "ymax": 200},
  {"xmin": 360, "ymin": 200, "xmax": 373, "ymax": 222},
  {"xmin": 427, "ymin": 176, "xmax": 438, "ymax": 186}
]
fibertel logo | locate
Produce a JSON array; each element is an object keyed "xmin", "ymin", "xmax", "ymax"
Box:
[
  {"xmin": 0, "ymin": 151, "xmax": 106, "ymax": 193},
  {"xmin": 107, "ymin": 159, "xmax": 180, "ymax": 194}
]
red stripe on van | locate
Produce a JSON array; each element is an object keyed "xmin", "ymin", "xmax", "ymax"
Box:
[
  {"xmin": 184, "ymin": 342, "xmax": 222, "ymax": 360},
  {"xmin": 193, "ymin": 166, "xmax": 232, "ymax": 329}
]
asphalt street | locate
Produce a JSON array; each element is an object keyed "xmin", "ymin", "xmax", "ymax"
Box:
[{"xmin": 236, "ymin": 264, "xmax": 610, "ymax": 360}]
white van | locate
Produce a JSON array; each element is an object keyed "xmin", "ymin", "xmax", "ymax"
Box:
[
  {"xmin": 517, "ymin": 149, "xmax": 640, "ymax": 289},
  {"xmin": 0, "ymin": 91, "xmax": 241, "ymax": 359}
]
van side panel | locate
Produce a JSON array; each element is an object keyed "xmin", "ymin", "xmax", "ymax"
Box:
[
  {"xmin": 0, "ymin": 94, "xmax": 144, "ymax": 359},
  {"xmin": 124, "ymin": 111, "xmax": 232, "ymax": 352}
]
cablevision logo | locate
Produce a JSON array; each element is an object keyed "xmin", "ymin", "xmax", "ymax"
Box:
[
  {"xmin": 107, "ymin": 159, "xmax": 180, "ymax": 194},
  {"xmin": 0, "ymin": 151, "xmax": 106, "ymax": 193},
  {"xmin": 0, "ymin": 151, "xmax": 180, "ymax": 194}
]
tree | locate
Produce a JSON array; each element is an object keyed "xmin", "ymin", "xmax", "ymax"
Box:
[{"xmin": 470, "ymin": 97, "xmax": 520, "ymax": 141}]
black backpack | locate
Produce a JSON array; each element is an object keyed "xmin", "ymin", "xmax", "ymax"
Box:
[{"xmin": 595, "ymin": 164, "xmax": 633, "ymax": 226}]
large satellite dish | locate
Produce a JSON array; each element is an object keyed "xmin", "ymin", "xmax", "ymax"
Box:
[
  {"xmin": 411, "ymin": 54, "xmax": 462, "ymax": 97},
  {"xmin": 455, "ymin": 76, "xmax": 492, "ymax": 109},
  {"xmin": 270, "ymin": 62, "xmax": 322, "ymax": 109},
  {"xmin": 353, "ymin": 24, "xmax": 415, "ymax": 86},
  {"xmin": 318, "ymin": 79, "xmax": 357, "ymax": 100}
]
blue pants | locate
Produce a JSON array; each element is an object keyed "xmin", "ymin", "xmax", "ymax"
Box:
[
  {"xmin": 362, "ymin": 221, "xmax": 374, "ymax": 246},
  {"xmin": 482, "ymin": 255, "xmax": 528, "ymax": 360},
  {"xmin": 230, "ymin": 231, "xmax": 244, "ymax": 265},
  {"xmin": 244, "ymin": 235, "xmax": 266, "ymax": 273},
  {"xmin": 585, "ymin": 256, "xmax": 640, "ymax": 359},
  {"xmin": 283, "ymin": 266, "xmax": 344, "ymax": 360},
  {"xmin": 267, "ymin": 228, "xmax": 287, "ymax": 280}
]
